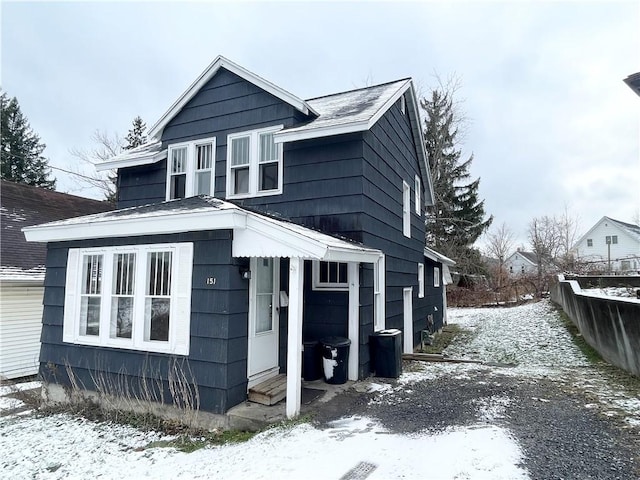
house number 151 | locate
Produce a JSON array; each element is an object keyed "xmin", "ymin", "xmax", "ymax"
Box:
[{"xmin": 206, "ymin": 277, "xmax": 216, "ymax": 285}]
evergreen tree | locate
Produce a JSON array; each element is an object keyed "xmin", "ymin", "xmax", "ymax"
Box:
[
  {"xmin": 421, "ymin": 83, "xmax": 492, "ymax": 273},
  {"xmin": 1, "ymin": 92, "xmax": 56, "ymax": 189},
  {"xmin": 124, "ymin": 116, "xmax": 147, "ymax": 150}
]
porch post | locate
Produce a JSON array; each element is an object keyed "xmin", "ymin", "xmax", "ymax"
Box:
[
  {"xmin": 347, "ymin": 262, "xmax": 359, "ymax": 381},
  {"xmin": 286, "ymin": 257, "xmax": 304, "ymax": 418}
]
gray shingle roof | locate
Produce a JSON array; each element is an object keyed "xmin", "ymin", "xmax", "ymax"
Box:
[{"xmin": 0, "ymin": 181, "xmax": 112, "ymax": 276}]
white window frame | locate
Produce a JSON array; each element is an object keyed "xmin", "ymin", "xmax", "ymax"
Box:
[
  {"xmin": 414, "ymin": 175, "xmax": 421, "ymax": 216},
  {"xmin": 226, "ymin": 125, "xmax": 284, "ymax": 199},
  {"xmin": 434, "ymin": 266, "xmax": 441, "ymax": 287},
  {"xmin": 402, "ymin": 180, "xmax": 411, "ymax": 237},
  {"xmin": 165, "ymin": 137, "xmax": 216, "ymax": 201},
  {"xmin": 418, "ymin": 263, "xmax": 425, "ymax": 298},
  {"xmin": 312, "ymin": 261, "xmax": 349, "ymax": 291},
  {"xmin": 63, "ymin": 242, "xmax": 193, "ymax": 355}
]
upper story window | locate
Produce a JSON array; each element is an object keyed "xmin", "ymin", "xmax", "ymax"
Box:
[
  {"xmin": 313, "ymin": 261, "xmax": 348, "ymax": 291},
  {"xmin": 414, "ymin": 175, "xmax": 421, "ymax": 216},
  {"xmin": 587, "ymin": 238, "xmax": 593, "ymax": 247},
  {"xmin": 227, "ymin": 125, "xmax": 283, "ymax": 199},
  {"xmin": 606, "ymin": 235, "xmax": 618, "ymax": 245},
  {"xmin": 166, "ymin": 137, "xmax": 216, "ymax": 200},
  {"xmin": 402, "ymin": 180, "xmax": 410, "ymax": 237},
  {"xmin": 63, "ymin": 243, "xmax": 193, "ymax": 355}
]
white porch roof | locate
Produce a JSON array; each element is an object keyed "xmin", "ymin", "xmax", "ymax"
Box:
[{"xmin": 23, "ymin": 196, "xmax": 382, "ymax": 263}]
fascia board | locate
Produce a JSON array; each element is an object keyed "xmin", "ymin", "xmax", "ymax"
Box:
[
  {"xmin": 406, "ymin": 83, "xmax": 434, "ymax": 207},
  {"xmin": 23, "ymin": 209, "xmax": 246, "ymax": 243},
  {"xmin": 424, "ymin": 246, "xmax": 456, "ymax": 265},
  {"xmin": 322, "ymin": 248, "xmax": 382, "ymax": 264},
  {"xmin": 149, "ymin": 56, "xmax": 316, "ymax": 140},
  {"xmin": 274, "ymin": 120, "xmax": 370, "ymax": 143},
  {"xmin": 95, "ymin": 149, "xmax": 167, "ymax": 172}
]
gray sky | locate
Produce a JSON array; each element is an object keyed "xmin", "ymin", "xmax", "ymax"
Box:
[{"xmin": 2, "ymin": 1, "xmax": 639, "ymax": 249}]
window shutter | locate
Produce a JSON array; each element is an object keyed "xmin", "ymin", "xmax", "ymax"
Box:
[
  {"xmin": 63, "ymin": 249, "xmax": 80, "ymax": 343},
  {"xmin": 172, "ymin": 243, "xmax": 193, "ymax": 355}
]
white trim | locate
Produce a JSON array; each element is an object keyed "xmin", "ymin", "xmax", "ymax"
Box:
[
  {"xmin": 434, "ymin": 266, "xmax": 441, "ymax": 288},
  {"xmin": 374, "ymin": 255, "xmax": 386, "ymax": 331},
  {"xmin": 275, "ymin": 119, "xmax": 371, "ymax": 144},
  {"xmin": 312, "ymin": 260, "xmax": 349, "ymax": 291},
  {"xmin": 286, "ymin": 257, "xmax": 304, "ymax": 419},
  {"xmin": 424, "ymin": 246, "xmax": 456, "ymax": 266},
  {"xmin": 63, "ymin": 243, "xmax": 193, "ymax": 355},
  {"xmin": 403, "ymin": 287, "xmax": 413, "ymax": 354},
  {"xmin": 95, "ymin": 144, "xmax": 167, "ymax": 171},
  {"xmin": 402, "ymin": 180, "xmax": 411, "ymax": 238},
  {"xmin": 149, "ymin": 56, "xmax": 316, "ymax": 140},
  {"xmin": 347, "ymin": 262, "xmax": 359, "ymax": 381},
  {"xmin": 165, "ymin": 136, "xmax": 216, "ymax": 200},
  {"xmin": 418, "ymin": 263, "xmax": 425, "ymax": 298},
  {"xmin": 400, "ymin": 95, "xmax": 406, "ymax": 115},
  {"xmin": 226, "ymin": 125, "xmax": 283, "ymax": 199},
  {"xmin": 414, "ymin": 175, "xmax": 421, "ymax": 216}
]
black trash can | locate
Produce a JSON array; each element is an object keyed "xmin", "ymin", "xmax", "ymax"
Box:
[
  {"xmin": 320, "ymin": 336, "xmax": 351, "ymax": 385},
  {"xmin": 370, "ymin": 328, "xmax": 402, "ymax": 378},
  {"xmin": 302, "ymin": 340, "xmax": 322, "ymax": 381}
]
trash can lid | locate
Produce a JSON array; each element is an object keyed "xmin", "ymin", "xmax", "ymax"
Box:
[
  {"xmin": 303, "ymin": 339, "xmax": 320, "ymax": 346},
  {"xmin": 320, "ymin": 336, "xmax": 351, "ymax": 347},
  {"xmin": 379, "ymin": 328, "xmax": 401, "ymax": 336}
]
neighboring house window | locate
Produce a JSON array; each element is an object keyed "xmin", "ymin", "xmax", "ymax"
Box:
[
  {"xmin": 509, "ymin": 266, "xmax": 513, "ymax": 273},
  {"xmin": 402, "ymin": 181, "xmax": 410, "ymax": 237},
  {"xmin": 414, "ymin": 175, "xmax": 421, "ymax": 215},
  {"xmin": 434, "ymin": 267, "xmax": 440, "ymax": 287},
  {"xmin": 605, "ymin": 235, "xmax": 618, "ymax": 245},
  {"xmin": 166, "ymin": 137, "xmax": 216, "ymax": 200},
  {"xmin": 313, "ymin": 261, "xmax": 348, "ymax": 290},
  {"xmin": 63, "ymin": 243, "xmax": 193, "ymax": 355},
  {"xmin": 587, "ymin": 239, "xmax": 593, "ymax": 247},
  {"xmin": 612, "ymin": 235, "xmax": 618, "ymax": 244},
  {"xmin": 227, "ymin": 125, "xmax": 283, "ymax": 198},
  {"xmin": 418, "ymin": 263, "xmax": 425, "ymax": 298},
  {"xmin": 521, "ymin": 265, "xmax": 525, "ymax": 273},
  {"xmin": 621, "ymin": 260, "xmax": 631, "ymax": 270}
]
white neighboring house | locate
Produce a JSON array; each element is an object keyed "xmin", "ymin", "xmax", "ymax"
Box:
[
  {"xmin": 572, "ymin": 216, "xmax": 640, "ymax": 274},
  {"xmin": 504, "ymin": 250, "xmax": 539, "ymax": 276},
  {"xmin": 0, "ymin": 181, "xmax": 111, "ymax": 380}
]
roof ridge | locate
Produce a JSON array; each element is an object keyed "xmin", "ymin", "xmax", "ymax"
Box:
[
  {"xmin": 305, "ymin": 78, "xmax": 412, "ymax": 102},
  {"xmin": 607, "ymin": 216, "xmax": 640, "ymax": 231},
  {"xmin": 0, "ymin": 180, "xmax": 108, "ymax": 205}
]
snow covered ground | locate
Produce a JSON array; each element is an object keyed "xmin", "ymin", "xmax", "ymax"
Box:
[
  {"xmin": 1, "ymin": 300, "xmax": 638, "ymax": 479},
  {"xmin": 580, "ymin": 286, "xmax": 639, "ymax": 300}
]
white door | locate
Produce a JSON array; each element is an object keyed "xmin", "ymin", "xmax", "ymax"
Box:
[
  {"xmin": 403, "ymin": 287, "xmax": 413, "ymax": 354},
  {"xmin": 248, "ymin": 258, "xmax": 280, "ymax": 382}
]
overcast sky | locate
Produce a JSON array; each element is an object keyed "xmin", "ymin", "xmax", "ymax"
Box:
[{"xmin": 2, "ymin": 1, "xmax": 639, "ymax": 250}]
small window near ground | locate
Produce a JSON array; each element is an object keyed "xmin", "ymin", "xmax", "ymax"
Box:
[
  {"xmin": 313, "ymin": 261, "xmax": 348, "ymax": 290},
  {"xmin": 434, "ymin": 266, "xmax": 440, "ymax": 288},
  {"xmin": 587, "ymin": 238, "xmax": 593, "ymax": 247},
  {"xmin": 418, "ymin": 263, "xmax": 424, "ymax": 298},
  {"xmin": 402, "ymin": 181, "xmax": 410, "ymax": 237}
]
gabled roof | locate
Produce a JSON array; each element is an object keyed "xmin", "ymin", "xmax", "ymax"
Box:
[
  {"xmin": 1, "ymin": 180, "xmax": 112, "ymax": 279},
  {"xmin": 147, "ymin": 55, "xmax": 317, "ymax": 140},
  {"xmin": 23, "ymin": 196, "xmax": 383, "ymax": 264},
  {"xmin": 623, "ymin": 72, "xmax": 640, "ymax": 97},
  {"xmin": 424, "ymin": 246, "xmax": 456, "ymax": 266},
  {"xmin": 505, "ymin": 251, "xmax": 539, "ymax": 266},
  {"xmin": 573, "ymin": 216, "xmax": 640, "ymax": 249}
]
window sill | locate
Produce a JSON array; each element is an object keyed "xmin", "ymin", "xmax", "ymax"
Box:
[{"xmin": 226, "ymin": 189, "xmax": 282, "ymax": 200}]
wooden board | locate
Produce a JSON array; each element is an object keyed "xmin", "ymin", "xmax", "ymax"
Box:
[{"xmin": 248, "ymin": 374, "xmax": 287, "ymax": 406}]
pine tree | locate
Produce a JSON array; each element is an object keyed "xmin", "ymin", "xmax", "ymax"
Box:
[
  {"xmin": 422, "ymin": 83, "xmax": 492, "ymax": 273},
  {"xmin": 1, "ymin": 92, "xmax": 56, "ymax": 189},
  {"xmin": 124, "ymin": 116, "xmax": 147, "ymax": 150}
]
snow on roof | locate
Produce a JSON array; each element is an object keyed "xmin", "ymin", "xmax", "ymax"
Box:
[
  {"xmin": 608, "ymin": 217, "xmax": 640, "ymax": 242},
  {"xmin": 95, "ymin": 140, "xmax": 166, "ymax": 172}
]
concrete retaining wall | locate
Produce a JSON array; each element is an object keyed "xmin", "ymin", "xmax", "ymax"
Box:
[
  {"xmin": 551, "ymin": 276, "xmax": 640, "ymax": 377},
  {"xmin": 564, "ymin": 275, "xmax": 640, "ymax": 289}
]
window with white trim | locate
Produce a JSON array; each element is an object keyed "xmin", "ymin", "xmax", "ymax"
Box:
[
  {"xmin": 418, "ymin": 263, "xmax": 425, "ymax": 298},
  {"xmin": 434, "ymin": 266, "xmax": 441, "ymax": 287},
  {"xmin": 227, "ymin": 125, "xmax": 283, "ymax": 198},
  {"xmin": 313, "ymin": 261, "xmax": 348, "ymax": 290},
  {"xmin": 587, "ymin": 238, "xmax": 593, "ymax": 247},
  {"xmin": 402, "ymin": 180, "xmax": 410, "ymax": 237},
  {"xmin": 63, "ymin": 243, "xmax": 193, "ymax": 355},
  {"xmin": 166, "ymin": 137, "xmax": 216, "ymax": 200},
  {"xmin": 414, "ymin": 175, "xmax": 421, "ymax": 215}
]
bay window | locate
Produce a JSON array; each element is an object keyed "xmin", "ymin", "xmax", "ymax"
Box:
[
  {"xmin": 227, "ymin": 125, "xmax": 283, "ymax": 198},
  {"xmin": 63, "ymin": 243, "xmax": 193, "ymax": 355}
]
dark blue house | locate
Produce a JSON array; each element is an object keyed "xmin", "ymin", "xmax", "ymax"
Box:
[{"xmin": 24, "ymin": 56, "xmax": 454, "ymax": 419}]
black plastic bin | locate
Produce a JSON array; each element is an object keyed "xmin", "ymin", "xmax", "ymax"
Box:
[
  {"xmin": 370, "ymin": 329, "xmax": 402, "ymax": 378},
  {"xmin": 320, "ymin": 336, "xmax": 351, "ymax": 385},
  {"xmin": 302, "ymin": 340, "xmax": 322, "ymax": 381}
]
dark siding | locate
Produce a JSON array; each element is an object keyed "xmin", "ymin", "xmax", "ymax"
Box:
[
  {"xmin": 117, "ymin": 161, "xmax": 167, "ymax": 208},
  {"xmin": 39, "ymin": 230, "xmax": 250, "ymax": 414}
]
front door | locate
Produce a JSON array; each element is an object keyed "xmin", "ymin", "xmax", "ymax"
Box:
[{"xmin": 248, "ymin": 258, "xmax": 280, "ymax": 384}]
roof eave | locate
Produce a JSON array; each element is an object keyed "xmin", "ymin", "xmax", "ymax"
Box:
[{"xmin": 96, "ymin": 149, "xmax": 167, "ymax": 172}]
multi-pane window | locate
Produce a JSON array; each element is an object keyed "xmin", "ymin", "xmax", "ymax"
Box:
[
  {"xmin": 605, "ymin": 235, "xmax": 618, "ymax": 245},
  {"xmin": 80, "ymin": 254, "xmax": 103, "ymax": 336},
  {"xmin": 166, "ymin": 137, "xmax": 216, "ymax": 200},
  {"xmin": 587, "ymin": 238, "xmax": 593, "ymax": 247},
  {"xmin": 313, "ymin": 261, "xmax": 348, "ymax": 290},
  {"xmin": 145, "ymin": 251, "xmax": 172, "ymax": 342},
  {"xmin": 227, "ymin": 126, "xmax": 283, "ymax": 198},
  {"xmin": 64, "ymin": 243, "xmax": 193, "ymax": 355},
  {"xmin": 110, "ymin": 253, "xmax": 135, "ymax": 339}
]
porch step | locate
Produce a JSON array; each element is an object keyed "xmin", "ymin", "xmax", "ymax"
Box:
[{"xmin": 248, "ymin": 374, "xmax": 287, "ymax": 406}]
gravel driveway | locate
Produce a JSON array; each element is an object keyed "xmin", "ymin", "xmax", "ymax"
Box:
[{"xmin": 313, "ymin": 300, "xmax": 640, "ymax": 480}]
